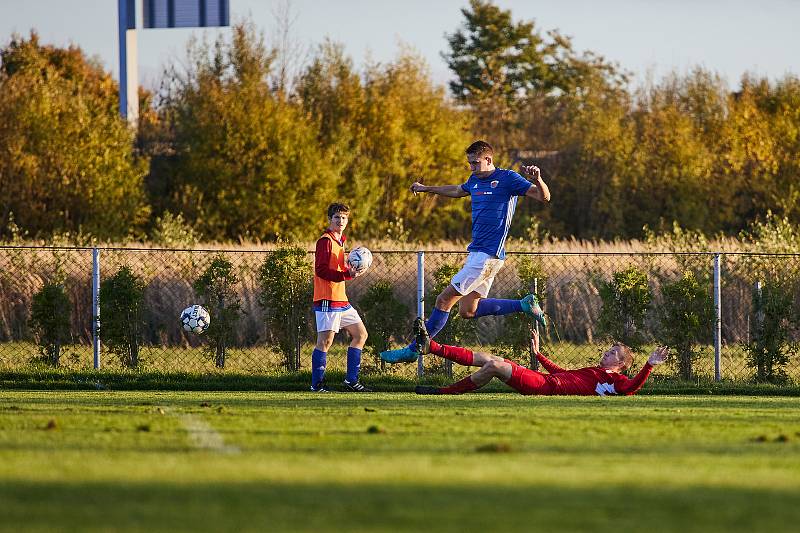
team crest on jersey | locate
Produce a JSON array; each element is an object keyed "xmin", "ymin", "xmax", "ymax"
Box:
[{"xmin": 490, "ymin": 180, "xmax": 499, "ymax": 188}]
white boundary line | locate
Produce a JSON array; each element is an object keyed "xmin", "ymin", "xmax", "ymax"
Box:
[{"xmin": 168, "ymin": 409, "xmax": 240, "ymax": 455}]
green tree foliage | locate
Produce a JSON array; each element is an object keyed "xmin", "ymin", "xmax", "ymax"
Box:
[
  {"xmin": 257, "ymin": 245, "xmax": 313, "ymax": 371},
  {"xmin": 151, "ymin": 22, "xmax": 338, "ymax": 241},
  {"xmin": 657, "ymin": 271, "xmax": 714, "ymax": 380},
  {"xmin": 444, "ymin": 0, "xmax": 624, "ymax": 152},
  {"xmin": 0, "ymin": 32, "xmax": 150, "ymax": 240},
  {"xmin": 297, "ymin": 43, "xmax": 473, "ymax": 240},
  {"xmin": 99, "ymin": 266, "xmax": 146, "ymax": 368},
  {"xmin": 743, "ymin": 282, "xmax": 796, "ymax": 384},
  {"xmin": 193, "ymin": 257, "xmax": 243, "ymax": 368},
  {"xmin": 150, "ymin": 211, "xmax": 200, "ymax": 249},
  {"xmin": 597, "ymin": 267, "xmax": 651, "ymax": 350},
  {"xmin": 29, "ymin": 282, "xmax": 71, "ymax": 366}
]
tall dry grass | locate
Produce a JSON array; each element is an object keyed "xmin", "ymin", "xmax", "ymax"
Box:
[{"xmin": 1, "ymin": 237, "xmax": 796, "ymax": 376}]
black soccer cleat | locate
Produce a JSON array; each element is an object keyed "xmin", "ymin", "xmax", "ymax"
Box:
[
  {"xmin": 343, "ymin": 379, "xmax": 372, "ymax": 392},
  {"xmin": 310, "ymin": 381, "xmax": 330, "ymax": 392},
  {"xmin": 415, "ymin": 385, "xmax": 441, "ymax": 395},
  {"xmin": 414, "ymin": 317, "xmax": 431, "ymax": 355}
]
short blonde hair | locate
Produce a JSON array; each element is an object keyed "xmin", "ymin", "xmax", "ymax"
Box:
[{"xmin": 613, "ymin": 343, "xmax": 634, "ymax": 372}]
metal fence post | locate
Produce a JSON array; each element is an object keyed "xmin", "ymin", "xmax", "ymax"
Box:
[
  {"xmin": 713, "ymin": 253, "xmax": 722, "ymax": 381},
  {"xmin": 92, "ymin": 247, "xmax": 101, "ymax": 369},
  {"xmin": 530, "ymin": 277, "xmax": 540, "ymax": 370},
  {"xmin": 417, "ymin": 251, "xmax": 425, "ymax": 378}
]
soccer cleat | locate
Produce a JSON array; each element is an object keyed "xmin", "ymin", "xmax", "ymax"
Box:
[
  {"xmin": 310, "ymin": 381, "xmax": 330, "ymax": 392},
  {"xmin": 521, "ymin": 294, "xmax": 547, "ymax": 328},
  {"xmin": 415, "ymin": 385, "xmax": 442, "ymax": 395},
  {"xmin": 380, "ymin": 346, "xmax": 419, "ymax": 364},
  {"xmin": 343, "ymin": 379, "xmax": 372, "ymax": 392},
  {"xmin": 413, "ymin": 317, "xmax": 431, "ymax": 355}
]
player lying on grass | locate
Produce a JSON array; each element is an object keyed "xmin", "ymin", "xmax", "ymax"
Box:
[{"xmin": 411, "ymin": 318, "xmax": 668, "ymax": 396}]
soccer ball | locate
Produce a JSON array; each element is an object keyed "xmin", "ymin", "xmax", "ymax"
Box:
[
  {"xmin": 181, "ymin": 304, "xmax": 210, "ymax": 334},
  {"xmin": 348, "ymin": 246, "xmax": 373, "ymax": 273}
]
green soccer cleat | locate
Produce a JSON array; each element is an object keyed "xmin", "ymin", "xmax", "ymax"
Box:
[
  {"xmin": 413, "ymin": 317, "xmax": 432, "ymax": 355},
  {"xmin": 521, "ymin": 294, "xmax": 547, "ymax": 328},
  {"xmin": 380, "ymin": 346, "xmax": 419, "ymax": 364}
]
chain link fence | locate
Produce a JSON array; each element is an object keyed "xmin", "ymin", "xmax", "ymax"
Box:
[{"xmin": 1, "ymin": 245, "xmax": 798, "ymax": 384}]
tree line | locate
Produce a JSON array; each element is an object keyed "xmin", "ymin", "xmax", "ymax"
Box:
[{"xmin": 1, "ymin": 0, "xmax": 799, "ymax": 243}]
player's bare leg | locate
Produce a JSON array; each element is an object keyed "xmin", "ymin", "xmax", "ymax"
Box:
[
  {"xmin": 434, "ymin": 284, "xmax": 464, "ymax": 312},
  {"xmin": 456, "ymin": 290, "xmax": 482, "ymax": 318}
]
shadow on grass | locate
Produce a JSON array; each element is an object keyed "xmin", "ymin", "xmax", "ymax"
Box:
[{"xmin": 0, "ymin": 480, "xmax": 798, "ymax": 532}]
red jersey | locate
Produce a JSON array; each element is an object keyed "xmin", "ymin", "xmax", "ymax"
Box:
[{"xmin": 536, "ymin": 353, "xmax": 654, "ymax": 396}]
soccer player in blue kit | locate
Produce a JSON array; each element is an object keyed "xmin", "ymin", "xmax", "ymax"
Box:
[{"xmin": 381, "ymin": 140, "xmax": 551, "ymax": 364}]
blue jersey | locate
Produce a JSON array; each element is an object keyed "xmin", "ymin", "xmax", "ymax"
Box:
[{"xmin": 460, "ymin": 168, "xmax": 532, "ymax": 259}]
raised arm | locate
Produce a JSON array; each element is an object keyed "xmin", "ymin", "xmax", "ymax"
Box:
[
  {"xmin": 529, "ymin": 327, "xmax": 566, "ymax": 373},
  {"xmin": 520, "ymin": 165, "xmax": 551, "ymax": 203},
  {"xmin": 536, "ymin": 352, "xmax": 567, "ymax": 374},
  {"xmin": 410, "ymin": 182, "xmax": 470, "ymax": 198}
]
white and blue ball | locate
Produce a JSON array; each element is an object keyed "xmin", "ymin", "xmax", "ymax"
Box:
[
  {"xmin": 348, "ymin": 246, "xmax": 373, "ymax": 273},
  {"xmin": 181, "ymin": 304, "xmax": 210, "ymax": 334}
]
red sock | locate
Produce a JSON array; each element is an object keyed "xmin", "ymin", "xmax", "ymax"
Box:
[
  {"xmin": 429, "ymin": 340, "xmax": 474, "ymax": 366},
  {"xmin": 439, "ymin": 375, "xmax": 479, "ymax": 395}
]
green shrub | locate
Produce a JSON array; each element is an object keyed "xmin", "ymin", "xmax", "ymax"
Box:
[
  {"xmin": 742, "ymin": 281, "xmax": 797, "ymax": 383},
  {"xmin": 257, "ymin": 245, "xmax": 313, "ymax": 371},
  {"xmin": 358, "ymin": 280, "xmax": 410, "ymax": 367},
  {"xmin": 150, "ymin": 211, "xmax": 200, "ymax": 248},
  {"xmin": 29, "ymin": 282, "xmax": 71, "ymax": 366},
  {"xmin": 194, "ymin": 257, "xmax": 243, "ymax": 368},
  {"xmin": 657, "ymin": 271, "xmax": 714, "ymax": 380},
  {"xmin": 596, "ymin": 267, "xmax": 651, "ymax": 351},
  {"xmin": 99, "ymin": 266, "xmax": 145, "ymax": 368}
]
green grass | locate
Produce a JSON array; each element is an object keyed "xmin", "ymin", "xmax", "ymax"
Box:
[{"xmin": 1, "ymin": 392, "xmax": 799, "ymax": 532}]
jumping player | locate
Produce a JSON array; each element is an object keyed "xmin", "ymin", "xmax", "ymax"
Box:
[
  {"xmin": 412, "ymin": 318, "xmax": 668, "ymax": 396},
  {"xmin": 311, "ymin": 203, "xmax": 371, "ymax": 392},
  {"xmin": 381, "ymin": 140, "xmax": 551, "ymax": 364}
]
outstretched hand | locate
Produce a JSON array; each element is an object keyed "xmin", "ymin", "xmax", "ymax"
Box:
[
  {"xmin": 410, "ymin": 181, "xmax": 427, "ymax": 195},
  {"xmin": 648, "ymin": 346, "xmax": 669, "ymax": 366}
]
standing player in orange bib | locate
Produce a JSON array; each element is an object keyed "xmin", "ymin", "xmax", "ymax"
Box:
[{"xmin": 311, "ymin": 203, "xmax": 371, "ymax": 392}]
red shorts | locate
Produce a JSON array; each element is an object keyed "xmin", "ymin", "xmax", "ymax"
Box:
[{"xmin": 503, "ymin": 359, "xmax": 556, "ymax": 395}]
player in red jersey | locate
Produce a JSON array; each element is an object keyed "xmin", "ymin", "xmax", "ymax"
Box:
[{"xmin": 412, "ymin": 318, "xmax": 668, "ymax": 396}]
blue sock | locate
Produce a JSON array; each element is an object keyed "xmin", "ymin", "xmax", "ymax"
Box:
[
  {"xmin": 409, "ymin": 307, "xmax": 450, "ymax": 351},
  {"xmin": 311, "ymin": 348, "xmax": 327, "ymax": 387},
  {"xmin": 474, "ymin": 298, "xmax": 523, "ymax": 317},
  {"xmin": 346, "ymin": 347, "xmax": 362, "ymax": 383}
]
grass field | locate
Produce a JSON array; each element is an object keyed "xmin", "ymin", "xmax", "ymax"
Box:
[{"xmin": 1, "ymin": 391, "xmax": 799, "ymax": 532}]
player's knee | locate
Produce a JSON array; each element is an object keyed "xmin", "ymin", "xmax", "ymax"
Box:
[
  {"xmin": 316, "ymin": 336, "xmax": 334, "ymax": 351},
  {"xmin": 458, "ymin": 307, "xmax": 476, "ymax": 319},
  {"xmin": 482, "ymin": 359, "xmax": 502, "ymax": 375}
]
